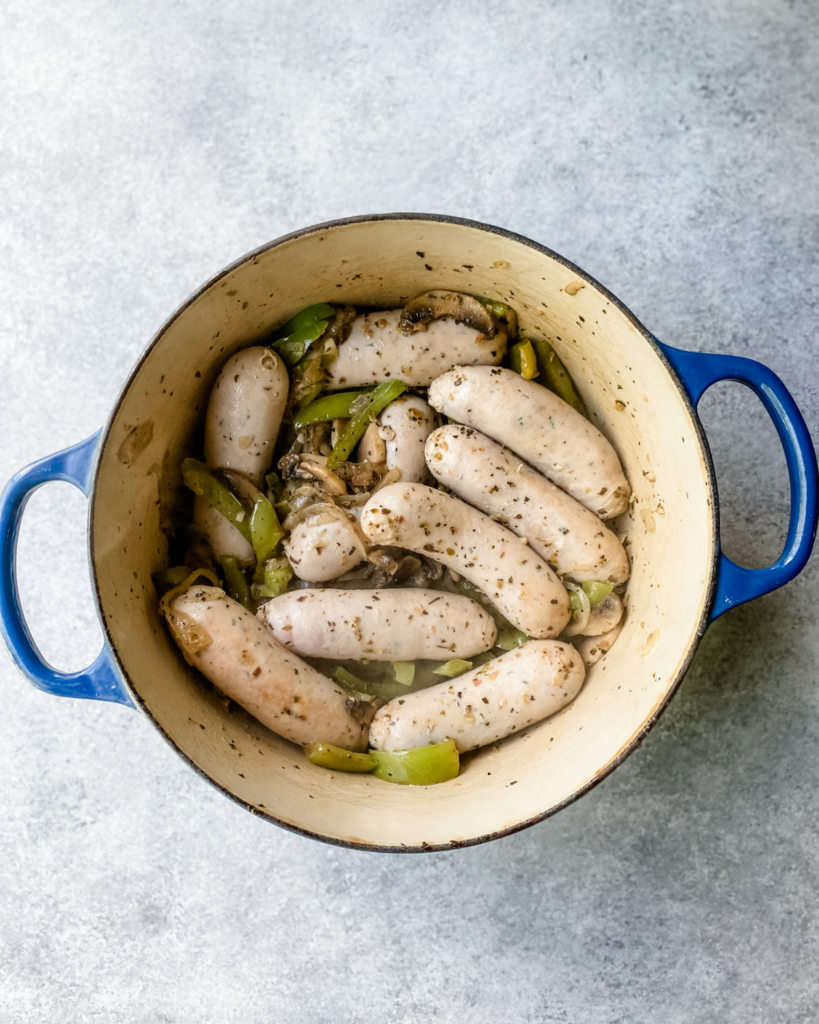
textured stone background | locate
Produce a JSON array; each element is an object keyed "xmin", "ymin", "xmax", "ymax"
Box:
[{"xmin": 1, "ymin": 2, "xmax": 817, "ymax": 1021}]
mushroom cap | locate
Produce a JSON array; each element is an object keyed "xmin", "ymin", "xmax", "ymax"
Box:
[{"xmin": 398, "ymin": 290, "xmax": 497, "ymax": 338}]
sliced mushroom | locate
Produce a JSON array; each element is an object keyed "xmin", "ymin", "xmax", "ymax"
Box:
[
  {"xmin": 368, "ymin": 547, "xmax": 402, "ymax": 574},
  {"xmin": 404, "ymin": 556, "xmax": 446, "ymax": 588},
  {"xmin": 334, "ymin": 459, "xmax": 383, "ymax": 491},
  {"xmin": 584, "ymin": 593, "xmax": 624, "ymax": 637},
  {"xmin": 366, "ymin": 547, "xmax": 423, "ymax": 587},
  {"xmin": 277, "ymin": 454, "xmax": 347, "ymax": 495},
  {"xmin": 399, "ymin": 291, "xmax": 497, "ymax": 338},
  {"xmin": 303, "ymin": 422, "xmax": 332, "ymax": 457},
  {"xmin": 299, "ymin": 460, "xmax": 347, "ymax": 496},
  {"xmin": 221, "ymin": 469, "xmax": 263, "ymax": 507},
  {"xmin": 346, "ymin": 697, "xmax": 384, "ymax": 727}
]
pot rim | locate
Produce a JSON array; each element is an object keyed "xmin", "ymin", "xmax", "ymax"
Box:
[{"xmin": 88, "ymin": 212, "xmax": 720, "ymax": 852}]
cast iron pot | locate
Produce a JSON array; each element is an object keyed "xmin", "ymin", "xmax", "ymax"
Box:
[{"xmin": 2, "ymin": 214, "xmax": 817, "ymax": 851}]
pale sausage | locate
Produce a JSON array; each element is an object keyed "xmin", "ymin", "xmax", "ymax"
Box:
[
  {"xmin": 325, "ymin": 310, "xmax": 505, "ymax": 389},
  {"xmin": 368, "ymin": 640, "xmax": 584, "ymax": 752},
  {"xmin": 283, "ymin": 504, "xmax": 367, "ymax": 582},
  {"xmin": 425, "ymin": 425, "xmax": 630, "ymax": 584},
  {"xmin": 381, "ymin": 394, "xmax": 437, "ymax": 484},
  {"xmin": 258, "ymin": 589, "xmax": 497, "ymax": 661},
  {"xmin": 193, "ymin": 495, "xmax": 254, "ymax": 566},
  {"xmin": 360, "ymin": 483, "xmax": 570, "ymax": 638},
  {"xmin": 204, "ymin": 347, "xmax": 289, "ymax": 485},
  {"xmin": 427, "ymin": 366, "xmax": 630, "ymax": 518},
  {"xmin": 168, "ymin": 586, "xmax": 368, "ymax": 749},
  {"xmin": 575, "ymin": 622, "xmax": 623, "ymax": 667}
]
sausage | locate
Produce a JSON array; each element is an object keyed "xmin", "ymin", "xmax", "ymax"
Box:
[
  {"xmin": 425, "ymin": 425, "xmax": 629, "ymax": 584},
  {"xmin": 257, "ymin": 588, "xmax": 497, "ymax": 661},
  {"xmin": 283, "ymin": 504, "xmax": 368, "ymax": 582},
  {"xmin": 575, "ymin": 622, "xmax": 623, "ymax": 667},
  {"xmin": 360, "ymin": 483, "xmax": 570, "ymax": 638},
  {"xmin": 193, "ymin": 495, "xmax": 254, "ymax": 566},
  {"xmin": 168, "ymin": 586, "xmax": 368, "ymax": 749},
  {"xmin": 325, "ymin": 310, "xmax": 506, "ymax": 389},
  {"xmin": 427, "ymin": 366, "xmax": 630, "ymax": 518},
  {"xmin": 380, "ymin": 394, "xmax": 437, "ymax": 484},
  {"xmin": 368, "ymin": 640, "xmax": 585, "ymax": 752},
  {"xmin": 204, "ymin": 346, "xmax": 289, "ymax": 485}
]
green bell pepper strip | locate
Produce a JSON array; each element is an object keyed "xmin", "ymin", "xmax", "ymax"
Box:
[
  {"xmin": 393, "ymin": 662, "xmax": 415, "ymax": 687},
  {"xmin": 477, "ymin": 297, "xmax": 511, "ymax": 320},
  {"xmin": 370, "ymin": 739, "xmax": 460, "ymax": 786},
  {"xmin": 217, "ymin": 556, "xmax": 252, "ymax": 609},
  {"xmin": 293, "ymin": 390, "xmax": 372, "ymax": 430},
  {"xmin": 268, "ymin": 303, "xmax": 336, "ymax": 368},
  {"xmin": 335, "ymin": 666, "xmax": 407, "ymax": 701},
  {"xmin": 432, "ymin": 658, "xmax": 473, "ymax": 678},
  {"xmin": 495, "ymin": 628, "xmax": 531, "ymax": 651},
  {"xmin": 582, "ymin": 580, "xmax": 613, "ymax": 608},
  {"xmin": 530, "ymin": 339, "xmax": 586, "ymax": 415},
  {"xmin": 181, "ymin": 459, "xmax": 252, "ymax": 543},
  {"xmin": 469, "ymin": 650, "xmax": 497, "ymax": 668},
  {"xmin": 250, "ymin": 494, "xmax": 284, "ymax": 564},
  {"xmin": 326, "ymin": 380, "xmax": 407, "ymax": 469},
  {"xmin": 278, "ymin": 303, "xmax": 336, "ymax": 336},
  {"xmin": 153, "ymin": 566, "xmax": 196, "ymax": 593},
  {"xmin": 274, "ymin": 339, "xmax": 309, "ymax": 369},
  {"xmin": 255, "ymin": 558, "xmax": 293, "ymax": 598},
  {"xmin": 265, "ymin": 470, "xmax": 287, "ymax": 504},
  {"xmin": 303, "ymin": 741, "xmax": 377, "ymax": 773},
  {"xmin": 568, "ymin": 590, "xmax": 584, "ymax": 615},
  {"xmin": 509, "ymin": 340, "xmax": 538, "ymax": 380},
  {"xmin": 294, "ymin": 381, "xmax": 326, "ymax": 413},
  {"xmin": 334, "ymin": 666, "xmax": 368, "ymax": 692}
]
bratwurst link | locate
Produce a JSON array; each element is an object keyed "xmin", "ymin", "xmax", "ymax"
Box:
[
  {"xmin": 325, "ymin": 309, "xmax": 506, "ymax": 389},
  {"xmin": 427, "ymin": 366, "xmax": 630, "ymax": 518},
  {"xmin": 203, "ymin": 346, "xmax": 289, "ymax": 485},
  {"xmin": 170, "ymin": 586, "xmax": 368, "ymax": 750},
  {"xmin": 360, "ymin": 483, "xmax": 571, "ymax": 638},
  {"xmin": 368, "ymin": 640, "xmax": 585, "ymax": 753},
  {"xmin": 258, "ymin": 589, "xmax": 497, "ymax": 661},
  {"xmin": 380, "ymin": 393, "xmax": 438, "ymax": 484},
  {"xmin": 282, "ymin": 504, "xmax": 367, "ymax": 582},
  {"xmin": 425, "ymin": 425, "xmax": 630, "ymax": 584}
]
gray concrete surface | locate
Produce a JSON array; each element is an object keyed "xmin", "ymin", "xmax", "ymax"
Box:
[{"xmin": 1, "ymin": 1, "xmax": 817, "ymax": 1021}]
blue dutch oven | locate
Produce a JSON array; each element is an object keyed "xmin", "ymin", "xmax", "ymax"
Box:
[{"xmin": 0, "ymin": 215, "xmax": 816, "ymax": 850}]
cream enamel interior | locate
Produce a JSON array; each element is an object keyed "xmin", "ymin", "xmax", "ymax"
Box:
[{"xmin": 91, "ymin": 217, "xmax": 716, "ymax": 849}]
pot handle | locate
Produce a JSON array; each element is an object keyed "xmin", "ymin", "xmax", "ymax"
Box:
[
  {"xmin": 656, "ymin": 341, "xmax": 818, "ymax": 622},
  {"xmin": 0, "ymin": 432, "xmax": 135, "ymax": 707}
]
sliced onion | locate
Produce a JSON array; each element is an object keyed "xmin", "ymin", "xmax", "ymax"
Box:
[
  {"xmin": 562, "ymin": 581, "xmax": 591, "ymax": 637},
  {"xmin": 335, "ymin": 493, "xmax": 370, "ymax": 507},
  {"xmin": 556, "ymin": 563, "xmax": 594, "ymax": 577},
  {"xmin": 158, "ymin": 568, "xmax": 222, "ymax": 658},
  {"xmin": 283, "ymin": 500, "xmax": 345, "ymax": 533},
  {"xmin": 371, "ymin": 466, "xmax": 401, "ymax": 494},
  {"xmin": 282, "ymin": 494, "xmax": 327, "ymax": 531}
]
